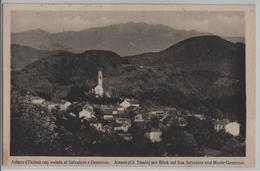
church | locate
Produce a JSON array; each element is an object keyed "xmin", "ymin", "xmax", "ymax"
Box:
[
  {"xmin": 89, "ymin": 70, "xmax": 112, "ymax": 98},
  {"xmin": 93, "ymin": 70, "xmax": 104, "ymax": 97}
]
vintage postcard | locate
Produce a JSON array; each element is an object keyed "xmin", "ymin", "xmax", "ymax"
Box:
[{"xmin": 1, "ymin": 4, "xmax": 256, "ymax": 168}]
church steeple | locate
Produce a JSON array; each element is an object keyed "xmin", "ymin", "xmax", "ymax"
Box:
[
  {"xmin": 98, "ymin": 70, "xmax": 102, "ymax": 86},
  {"xmin": 93, "ymin": 70, "xmax": 104, "ymax": 97}
]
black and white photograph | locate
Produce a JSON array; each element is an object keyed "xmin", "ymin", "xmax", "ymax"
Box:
[{"xmin": 2, "ymin": 4, "xmax": 256, "ymax": 167}]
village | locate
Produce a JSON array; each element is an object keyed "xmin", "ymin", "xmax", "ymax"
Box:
[{"xmin": 24, "ymin": 70, "xmax": 241, "ymax": 145}]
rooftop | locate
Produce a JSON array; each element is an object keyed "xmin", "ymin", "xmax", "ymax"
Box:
[{"xmin": 214, "ymin": 119, "xmax": 230, "ymax": 125}]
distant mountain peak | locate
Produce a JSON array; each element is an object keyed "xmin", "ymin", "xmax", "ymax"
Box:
[
  {"xmin": 31, "ymin": 28, "xmax": 49, "ymax": 32},
  {"xmin": 127, "ymin": 35, "xmax": 244, "ymax": 77},
  {"xmin": 12, "ymin": 22, "xmax": 209, "ymax": 56},
  {"xmin": 163, "ymin": 35, "xmax": 234, "ymax": 52},
  {"xmin": 121, "ymin": 21, "xmax": 166, "ymax": 27},
  {"xmin": 80, "ymin": 49, "xmax": 121, "ymax": 57},
  {"xmin": 124, "ymin": 21, "xmax": 147, "ymax": 25},
  {"xmin": 14, "ymin": 28, "xmax": 50, "ymax": 35}
]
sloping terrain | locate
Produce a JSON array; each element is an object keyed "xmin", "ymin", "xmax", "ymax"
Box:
[{"xmin": 12, "ymin": 22, "xmax": 209, "ymax": 56}]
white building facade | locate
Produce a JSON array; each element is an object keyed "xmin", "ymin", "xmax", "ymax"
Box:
[
  {"xmin": 94, "ymin": 70, "xmax": 104, "ymax": 97},
  {"xmin": 225, "ymin": 122, "xmax": 240, "ymax": 136}
]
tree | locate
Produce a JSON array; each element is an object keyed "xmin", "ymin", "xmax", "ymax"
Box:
[
  {"xmin": 163, "ymin": 126, "xmax": 199, "ymax": 156},
  {"xmin": 196, "ymin": 128, "xmax": 212, "ymax": 148},
  {"xmin": 150, "ymin": 116, "xmax": 159, "ymax": 128},
  {"xmin": 11, "ymin": 97, "xmax": 59, "ymax": 155},
  {"xmin": 208, "ymin": 131, "xmax": 245, "ymax": 156},
  {"xmin": 209, "ymin": 108, "xmax": 224, "ymax": 119},
  {"xmin": 66, "ymin": 103, "xmax": 82, "ymax": 119}
]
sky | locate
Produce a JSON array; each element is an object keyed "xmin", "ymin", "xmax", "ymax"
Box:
[{"xmin": 11, "ymin": 10, "xmax": 245, "ymax": 37}]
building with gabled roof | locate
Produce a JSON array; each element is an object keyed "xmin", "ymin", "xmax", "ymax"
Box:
[
  {"xmin": 214, "ymin": 119, "xmax": 240, "ymax": 136},
  {"xmin": 145, "ymin": 128, "xmax": 162, "ymax": 143},
  {"xmin": 118, "ymin": 133, "xmax": 133, "ymax": 141},
  {"xmin": 225, "ymin": 121, "xmax": 240, "ymax": 136},
  {"xmin": 79, "ymin": 103, "xmax": 95, "ymax": 119},
  {"xmin": 59, "ymin": 100, "xmax": 72, "ymax": 111},
  {"xmin": 214, "ymin": 119, "xmax": 230, "ymax": 132},
  {"xmin": 134, "ymin": 114, "xmax": 145, "ymax": 122},
  {"xmin": 194, "ymin": 114, "xmax": 206, "ymax": 120},
  {"xmin": 119, "ymin": 98, "xmax": 140, "ymax": 110},
  {"xmin": 31, "ymin": 96, "xmax": 45, "ymax": 104}
]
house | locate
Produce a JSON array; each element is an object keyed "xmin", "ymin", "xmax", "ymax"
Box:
[
  {"xmin": 160, "ymin": 113, "xmax": 170, "ymax": 123},
  {"xmin": 115, "ymin": 118, "xmax": 131, "ymax": 126},
  {"xmin": 119, "ymin": 99, "xmax": 131, "ymax": 109},
  {"xmin": 119, "ymin": 98, "xmax": 140, "ymax": 110},
  {"xmin": 214, "ymin": 119, "xmax": 230, "ymax": 132},
  {"xmin": 178, "ymin": 119, "xmax": 188, "ymax": 127},
  {"xmin": 68, "ymin": 112, "xmax": 76, "ymax": 118},
  {"xmin": 118, "ymin": 133, "xmax": 133, "ymax": 141},
  {"xmin": 174, "ymin": 116, "xmax": 188, "ymax": 127},
  {"xmin": 149, "ymin": 110, "xmax": 165, "ymax": 115},
  {"xmin": 43, "ymin": 101, "xmax": 58, "ymax": 111},
  {"xmin": 79, "ymin": 109, "xmax": 95, "ymax": 119},
  {"xmin": 114, "ymin": 125, "xmax": 129, "ymax": 132},
  {"xmin": 135, "ymin": 114, "xmax": 148, "ymax": 129},
  {"xmin": 184, "ymin": 113, "xmax": 193, "ymax": 117},
  {"xmin": 91, "ymin": 123, "xmax": 103, "ymax": 131},
  {"xmin": 112, "ymin": 110, "xmax": 118, "ymax": 115},
  {"xmin": 44, "ymin": 100, "xmax": 71, "ymax": 111},
  {"xmin": 24, "ymin": 95, "xmax": 33, "ymax": 103},
  {"xmin": 79, "ymin": 104, "xmax": 95, "ymax": 119},
  {"xmin": 213, "ymin": 119, "xmax": 240, "ymax": 136},
  {"xmin": 112, "ymin": 105, "xmax": 124, "ymax": 118},
  {"xmin": 101, "ymin": 104, "xmax": 118, "ymax": 120},
  {"xmin": 148, "ymin": 110, "xmax": 166, "ymax": 120},
  {"xmin": 114, "ymin": 118, "xmax": 131, "ymax": 132},
  {"xmin": 47, "ymin": 103, "xmax": 58, "ymax": 111},
  {"xmin": 194, "ymin": 114, "xmax": 206, "ymax": 120},
  {"xmin": 145, "ymin": 128, "xmax": 162, "ymax": 143},
  {"xmin": 102, "ymin": 108, "xmax": 114, "ymax": 120},
  {"xmin": 83, "ymin": 103, "xmax": 94, "ymax": 112},
  {"xmin": 160, "ymin": 115, "xmax": 187, "ymax": 128},
  {"xmin": 59, "ymin": 101, "xmax": 72, "ymax": 111},
  {"xmin": 90, "ymin": 123, "xmax": 112, "ymax": 133},
  {"xmin": 104, "ymin": 115, "xmax": 113, "ymax": 120},
  {"xmin": 225, "ymin": 121, "xmax": 240, "ymax": 136},
  {"xmin": 31, "ymin": 96, "xmax": 45, "ymax": 104},
  {"xmin": 102, "ymin": 125, "xmax": 113, "ymax": 133},
  {"xmin": 117, "ymin": 107, "xmax": 125, "ymax": 112},
  {"xmin": 112, "ymin": 110, "xmax": 120, "ymax": 118},
  {"xmin": 134, "ymin": 114, "xmax": 145, "ymax": 122}
]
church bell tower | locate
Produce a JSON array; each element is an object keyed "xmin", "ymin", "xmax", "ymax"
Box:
[
  {"xmin": 93, "ymin": 70, "xmax": 104, "ymax": 97},
  {"xmin": 98, "ymin": 70, "xmax": 102, "ymax": 86}
]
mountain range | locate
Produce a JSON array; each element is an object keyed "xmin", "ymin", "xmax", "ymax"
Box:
[
  {"xmin": 12, "ymin": 36, "xmax": 245, "ymax": 118},
  {"xmin": 11, "ymin": 22, "xmax": 244, "ymax": 57},
  {"xmin": 11, "ymin": 44, "xmax": 62, "ymax": 70},
  {"xmin": 127, "ymin": 35, "xmax": 245, "ymax": 78}
]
